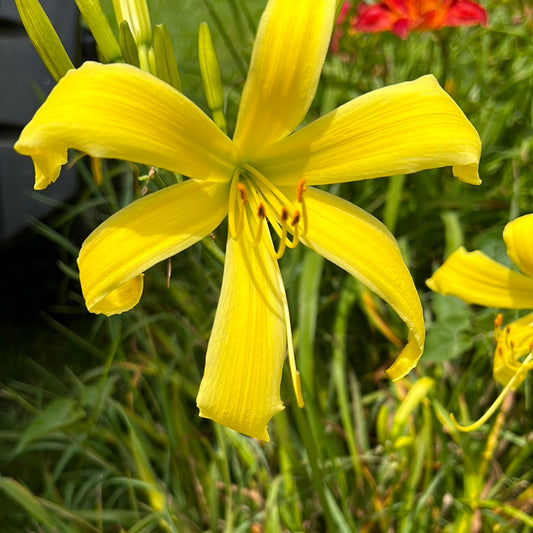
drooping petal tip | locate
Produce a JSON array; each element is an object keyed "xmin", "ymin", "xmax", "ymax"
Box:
[
  {"xmin": 258, "ymin": 75, "xmax": 482, "ymax": 188},
  {"xmin": 83, "ymin": 275, "xmax": 144, "ymax": 316},
  {"xmin": 77, "ymin": 180, "xmax": 229, "ymax": 316},
  {"xmin": 15, "ymin": 61, "xmax": 238, "ymax": 191},
  {"xmin": 298, "ymin": 187, "xmax": 425, "ymax": 381}
]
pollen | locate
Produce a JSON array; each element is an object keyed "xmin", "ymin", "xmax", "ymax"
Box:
[
  {"xmin": 291, "ymin": 210, "xmax": 301, "ymax": 226},
  {"xmin": 296, "ymin": 178, "xmax": 307, "ymax": 203},
  {"xmin": 237, "ymin": 182, "xmax": 247, "ymax": 203}
]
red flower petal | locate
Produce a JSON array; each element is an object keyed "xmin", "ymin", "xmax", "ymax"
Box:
[{"xmin": 443, "ymin": 0, "xmax": 488, "ymax": 27}]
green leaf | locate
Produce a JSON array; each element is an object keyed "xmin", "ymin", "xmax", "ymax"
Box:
[
  {"xmin": 423, "ymin": 294, "xmax": 473, "ymax": 363},
  {"xmin": 15, "ymin": 398, "xmax": 86, "ymax": 454}
]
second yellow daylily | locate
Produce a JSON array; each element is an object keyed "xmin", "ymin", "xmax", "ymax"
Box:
[
  {"xmin": 427, "ymin": 214, "xmax": 533, "ymax": 390},
  {"xmin": 15, "ymin": 0, "xmax": 481, "ymax": 441}
]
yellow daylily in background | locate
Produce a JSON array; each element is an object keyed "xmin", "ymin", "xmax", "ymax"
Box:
[
  {"xmin": 427, "ymin": 214, "xmax": 533, "ymax": 417},
  {"xmin": 15, "ymin": 0, "xmax": 481, "ymax": 441}
]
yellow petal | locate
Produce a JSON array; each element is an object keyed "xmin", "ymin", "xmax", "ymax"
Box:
[
  {"xmin": 426, "ymin": 247, "xmax": 533, "ymax": 308},
  {"xmin": 297, "ymin": 187, "xmax": 425, "ymax": 380},
  {"xmin": 232, "ymin": 0, "xmax": 336, "ymax": 158},
  {"xmin": 78, "ymin": 180, "xmax": 229, "ymax": 316},
  {"xmin": 14, "ymin": 62, "xmax": 238, "ymax": 190},
  {"xmin": 254, "ymin": 75, "xmax": 481, "ymax": 187},
  {"xmin": 503, "ymin": 214, "xmax": 533, "ymax": 278},
  {"xmin": 197, "ymin": 231, "xmax": 286, "ymax": 441}
]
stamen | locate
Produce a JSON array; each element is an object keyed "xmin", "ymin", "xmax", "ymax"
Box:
[
  {"xmin": 296, "ymin": 178, "xmax": 307, "ymax": 203},
  {"xmin": 296, "ymin": 179, "xmax": 308, "ymax": 237},
  {"xmin": 284, "ymin": 211, "xmax": 300, "ymax": 250},
  {"xmin": 274, "ymin": 207, "xmax": 290, "ymax": 259},
  {"xmin": 228, "ymin": 171, "xmax": 246, "ymax": 240},
  {"xmin": 274, "ymin": 258, "xmax": 304, "ymax": 408},
  {"xmin": 253, "ymin": 202, "xmax": 266, "ymax": 245}
]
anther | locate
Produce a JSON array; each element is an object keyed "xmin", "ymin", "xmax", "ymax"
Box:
[
  {"xmin": 291, "ymin": 210, "xmax": 301, "ymax": 226},
  {"xmin": 494, "ymin": 314, "xmax": 503, "ymax": 328},
  {"xmin": 280, "ymin": 206, "xmax": 290, "ymax": 222},
  {"xmin": 296, "ymin": 178, "xmax": 307, "ymax": 203},
  {"xmin": 296, "ymin": 179, "xmax": 308, "ymax": 237},
  {"xmin": 253, "ymin": 202, "xmax": 266, "ymax": 245},
  {"xmin": 237, "ymin": 183, "xmax": 247, "ymax": 203}
]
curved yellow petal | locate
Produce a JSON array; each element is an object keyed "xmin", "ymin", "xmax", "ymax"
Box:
[
  {"xmin": 14, "ymin": 62, "xmax": 238, "ymax": 190},
  {"xmin": 197, "ymin": 231, "xmax": 286, "ymax": 441},
  {"xmin": 254, "ymin": 75, "xmax": 481, "ymax": 187},
  {"xmin": 503, "ymin": 214, "xmax": 533, "ymax": 278},
  {"xmin": 78, "ymin": 180, "xmax": 229, "ymax": 316},
  {"xmin": 297, "ymin": 187, "xmax": 425, "ymax": 380},
  {"xmin": 426, "ymin": 247, "xmax": 533, "ymax": 308},
  {"xmin": 233, "ymin": 0, "xmax": 336, "ymax": 158}
]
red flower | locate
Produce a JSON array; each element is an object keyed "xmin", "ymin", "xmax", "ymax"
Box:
[{"xmin": 351, "ymin": 0, "xmax": 487, "ymax": 39}]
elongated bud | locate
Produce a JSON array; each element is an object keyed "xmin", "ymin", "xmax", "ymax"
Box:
[
  {"xmin": 154, "ymin": 24, "xmax": 182, "ymax": 91},
  {"xmin": 112, "ymin": 0, "xmax": 153, "ymax": 72},
  {"xmin": 14, "ymin": 0, "xmax": 74, "ymax": 81},
  {"xmin": 112, "ymin": 0, "xmax": 152, "ymax": 45},
  {"xmin": 198, "ymin": 22, "xmax": 227, "ymax": 133},
  {"xmin": 118, "ymin": 20, "xmax": 140, "ymax": 67},
  {"xmin": 74, "ymin": 0, "xmax": 122, "ymax": 63}
]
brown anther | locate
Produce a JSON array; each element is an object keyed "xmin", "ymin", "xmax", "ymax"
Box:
[
  {"xmin": 257, "ymin": 203, "xmax": 266, "ymax": 219},
  {"xmin": 510, "ymin": 340, "xmax": 515, "ymax": 349},
  {"xmin": 296, "ymin": 178, "xmax": 307, "ymax": 203},
  {"xmin": 281, "ymin": 206, "xmax": 290, "ymax": 222},
  {"xmin": 494, "ymin": 314, "xmax": 503, "ymax": 328},
  {"xmin": 291, "ymin": 210, "xmax": 301, "ymax": 226},
  {"xmin": 506, "ymin": 325, "xmax": 511, "ymax": 334},
  {"xmin": 498, "ymin": 346, "xmax": 504, "ymax": 355},
  {"xmin": 237, "ymin": 183, "xmax": 247, "ymax": 203}
]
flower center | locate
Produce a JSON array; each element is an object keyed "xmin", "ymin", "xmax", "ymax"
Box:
[
  {"xmin": 228, "ymin": 164, "xmax": 307, "ymax": 259},
  {"xmin": 450, "ymin": 314, "xmax": 533, "ymax": 433},
  {"xmin": 493, "ymin": 313, "xmax": 533, "ymax": 388}
]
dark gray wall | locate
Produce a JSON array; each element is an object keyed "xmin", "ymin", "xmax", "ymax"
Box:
[{"xmin": 0, "ymin": 0, "xmax": 79, "ymax": 241}]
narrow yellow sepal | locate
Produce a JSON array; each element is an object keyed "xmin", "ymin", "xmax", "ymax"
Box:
[
  {"xmin": 78, "ymin": 180, "xmax": 230, "ymax": 316},
  {"xmin": 14, "ymin": 0, "xmax": 74, "ymax": 81}
]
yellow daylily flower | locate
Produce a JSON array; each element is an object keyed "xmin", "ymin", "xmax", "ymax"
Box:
[
  {"xmin": 427, "ymin": 214, "xmax": 533, "ymax": 430},
  {"xmin": 427, "ymin": 214, "xmax": 533, "ymax": 309},
  {"xmin": 15, "ymin": 0, "xmax": 481, "ymax": 441}
]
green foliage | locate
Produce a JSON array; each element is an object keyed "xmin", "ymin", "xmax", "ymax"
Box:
[{"xmin": 2, "ymin": 0, "xmax": 533, "ymax": 531}]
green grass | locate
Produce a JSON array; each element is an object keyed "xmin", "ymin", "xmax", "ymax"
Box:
[{"xmin": 1, "ymin": 0, "xmax": 532, "ymax": 531}]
